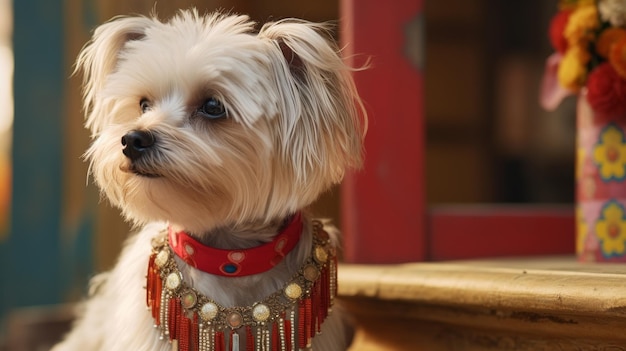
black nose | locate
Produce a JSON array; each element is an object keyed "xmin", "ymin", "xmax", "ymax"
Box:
[{"xmin": 121, "ymin": 130, "xmax": 155, "ymax": 161}]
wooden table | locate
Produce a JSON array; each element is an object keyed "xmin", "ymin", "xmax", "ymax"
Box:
[{"xmin": 338, "ymin": 257, "xmax": 626, "ymax": 350}]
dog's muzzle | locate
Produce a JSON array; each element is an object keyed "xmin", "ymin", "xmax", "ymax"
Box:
[{"xmin": 121, "ymin": 130, "xmax": 155, "ymax": 161}]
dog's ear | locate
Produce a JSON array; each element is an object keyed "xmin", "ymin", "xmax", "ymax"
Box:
[
  {"xmin": 75, "ymin": 16, "xmax": 154, "ymax": 134},
  {"xmin": 258, "ymin": 20, "xmax": 367, "ymax": 191}
]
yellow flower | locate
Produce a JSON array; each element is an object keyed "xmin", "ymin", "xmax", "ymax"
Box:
[
  {"xmin": 564, "ymin": 5, "xmax": 599, "ymax": 47},
  {"xmin": 558, "ymin": 45, "xmax": 590, "ymax": 91},
  {"xmin": 559, "ymin": 0, "xmax": 594, "ymax": 11},
  {"xmin": 595, "ymin": 201, "xmax": 626, "ymax": 257},
  {"xmin": 593, "ymin": 124, "xmax": 626, "ymax": 180},
  {"xmin": 576, "ymin": 206, "xmax": 588, "ymax": 255}
]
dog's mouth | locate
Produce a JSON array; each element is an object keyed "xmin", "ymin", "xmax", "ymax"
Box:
[
  {"xmin": 133, "ymin": 169, "xmax": 161, "ymax": 178},
  {"xmin": 120, "ymin": 164, "xmax": 162, "ymax": 178}
]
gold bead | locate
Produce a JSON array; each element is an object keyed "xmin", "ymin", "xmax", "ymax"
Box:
[
  {"xmin": 199, "ymin": 302, "xmax": 218, "ymax": 321},
  {"xmin": 284, "ymin": 283, "xmax": 303, "ymax": 300},
  {"xmin": 303, "ymin": 264, "xmax": 320, "ymax": 282},
  {"xmin": 165, "ymin": 273, "xmax": 181, "ymax": 291},
  {"xmin": 155, "ymin": 249, "xmax": 169, "ymax": 267},
  {"xmin": 252, "ymin": 304, "xmax": 271, "ymax": 322},
  {"xmin": 314, "ymin": 246, "xmax": 328, "ymax": 264}
]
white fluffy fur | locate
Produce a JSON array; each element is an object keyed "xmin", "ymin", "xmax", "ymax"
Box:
[{"xmin": 52, "ymin": 9, "xmax": 365, "ymax": 351}]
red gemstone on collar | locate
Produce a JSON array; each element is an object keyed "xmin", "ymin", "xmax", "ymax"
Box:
[{"xmin": 168, "ymin": 213, "xmax": 303, "ymax": 277}]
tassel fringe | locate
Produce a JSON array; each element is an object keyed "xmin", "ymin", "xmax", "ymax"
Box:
[{"xmin": 146, "ymin": 219, "xmax": 336, "ymax": 351}]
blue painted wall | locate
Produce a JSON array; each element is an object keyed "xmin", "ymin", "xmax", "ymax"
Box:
[{"xmin": 0, "ymin": 0, "xmax": 94, "ymax": 328}]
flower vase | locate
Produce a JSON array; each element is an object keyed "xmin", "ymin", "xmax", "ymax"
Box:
[{"xmin": 577, "ymin": 89, "xmax": 626, "ymax": 262}]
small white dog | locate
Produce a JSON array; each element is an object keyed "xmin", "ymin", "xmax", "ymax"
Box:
[{"xmin": 52, "ymin": 9, "xmax": 366, "ymax": 351}]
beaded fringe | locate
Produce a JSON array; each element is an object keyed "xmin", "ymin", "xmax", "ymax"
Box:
[{"xmin": 146, "ymin": 239, "xmax": 337, "ymax": 351}]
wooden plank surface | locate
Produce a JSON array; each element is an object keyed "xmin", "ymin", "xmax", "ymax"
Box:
[
  {"xmin": 339, "ymin": 258, "xmax": 626, "ymax": 350},
  {"xmin": 340, "ymin": 259, "xmax": 626, "ymax": 314}
]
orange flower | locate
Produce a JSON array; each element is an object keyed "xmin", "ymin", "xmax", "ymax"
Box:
[
  {"xmin": 609, "ymin": 37, "xmax": 626, "ymax": 79},
  {"xmin": 564, "ymin": 5, "xmax": 599, "ymax": 47},
  {"xmin": 596, "ymin": 28, "xmax": 626, "ymax": 58},
  {"xmin": 558, "ymin": 45, "xmax": 591, "ymax": 91}
]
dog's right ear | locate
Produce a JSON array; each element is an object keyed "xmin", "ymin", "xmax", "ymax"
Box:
[{"xmin": 75, "ymin": 16, "xmax": 154, "ymax": 131}]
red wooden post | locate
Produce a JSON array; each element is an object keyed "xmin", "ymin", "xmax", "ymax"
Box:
[{"xmin": 340, "ymin": 0, "xmax": 425, "ymax": 263}]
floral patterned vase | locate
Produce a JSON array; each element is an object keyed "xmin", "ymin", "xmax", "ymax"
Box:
[{"xmin": 577, "ymin": 89, "xmax": 626, "ymax": 262}]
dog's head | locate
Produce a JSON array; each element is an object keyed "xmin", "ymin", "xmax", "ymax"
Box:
[{"xmin": 76, "ymin": 10, "xmax": 366, "ymax": 233}]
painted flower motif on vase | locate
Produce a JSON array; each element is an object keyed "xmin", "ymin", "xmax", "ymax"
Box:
[
  {"xmin": 592, "ymin": 124, "xmax": 626, "ymax": 181},
  {"xmin": 595, "ymin": 200, "xmax": 626, "ymax": 257},
  {"xmin": 576, "ymin": 147, "xmax": 586, "ymax": 180},
  {"xmin": 576, "ymin": 206, "xmax": 588, "ymax": 255}
]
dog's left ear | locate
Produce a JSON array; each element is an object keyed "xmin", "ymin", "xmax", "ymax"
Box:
[{"xmin": 258, "ymin": 20, "xmax": 367, "ymax": 188}]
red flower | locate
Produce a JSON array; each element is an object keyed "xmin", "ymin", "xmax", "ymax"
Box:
[
  {"xmin": 549, "ymin": 10, "xmax": 572, "ymax": 53},
  {"xmin": 587, "ymin": 62, "xmax": 626, "ymax": 119}
]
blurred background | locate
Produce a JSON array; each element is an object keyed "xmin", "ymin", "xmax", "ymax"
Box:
[{"xmin": 0, "ymin": 0, "xmax": 574, "ymax": 349}]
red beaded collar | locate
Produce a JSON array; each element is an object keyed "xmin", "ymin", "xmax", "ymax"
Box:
[{"xmin": 168, "ymin": 213, "xmax": 303, "ymax": 277}]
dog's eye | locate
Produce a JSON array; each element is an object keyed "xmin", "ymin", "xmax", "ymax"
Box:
[
  {"xmin": 199, "ymin": 97, "xmax": 226, "ymax": 119},
  {"xmin": 140, "ymin": 98, "xmax": 151, "ymax": 113}
]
